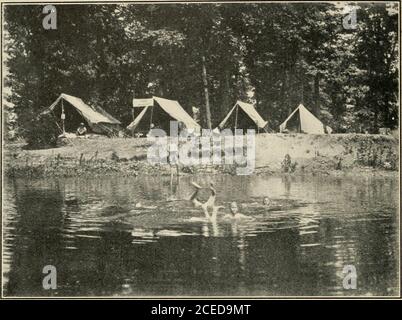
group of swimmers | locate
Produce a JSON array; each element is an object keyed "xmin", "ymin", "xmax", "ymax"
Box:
[{"xmin": 189, "ymin": 181, "xmax": 271, "ymax": 221}]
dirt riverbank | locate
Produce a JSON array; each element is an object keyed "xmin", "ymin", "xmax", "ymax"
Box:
[{"xmin": 3, "ymin": 133, "xmax": 398, "ymax": 178}]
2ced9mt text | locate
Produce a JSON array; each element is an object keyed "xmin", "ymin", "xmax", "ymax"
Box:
[{"xmin": 194, "ymin": 304, "xmax": 251, "ymax": 315}]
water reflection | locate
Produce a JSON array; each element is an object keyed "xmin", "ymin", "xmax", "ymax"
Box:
[{"xmin": 2, "ymin": 174, "xmax": 399, "ymax": 296}]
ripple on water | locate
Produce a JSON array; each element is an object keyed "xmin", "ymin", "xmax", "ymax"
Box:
[{"xmin": 2, "ymin": 175, "xmax": 398, "ymax": 297}]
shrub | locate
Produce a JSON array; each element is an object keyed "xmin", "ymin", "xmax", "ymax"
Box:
[{"xmin": 23, "ymin": 113, "xmax": 59, "ymax": 148}]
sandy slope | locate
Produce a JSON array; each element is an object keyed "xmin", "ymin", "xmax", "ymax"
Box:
[
  {"xmin": 255, "ymin": 133, "xmax": 398, "ymax": 171},
  {"xmin": 3, "ymin": 133, "xmax": 398, "ymax": 177}
]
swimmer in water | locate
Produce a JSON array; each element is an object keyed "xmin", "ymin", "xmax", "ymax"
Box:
[
  {"xmin": 262, "ymin": 196, "xmax": 284, "ymax": 211},
  {"xmin": 223, "ymin": 201, "xmax": 252, "ymax": 220},
  {"xmin": 242, "ymin": 196, "xmax": 271, "ymax": 209},
  {"xmin": 263, "ymin": 196, "xmax": 271, "ymax": 206},
  {"xmin": 189, "ymin": 182, "xmax": 224, "ymax": 221}
]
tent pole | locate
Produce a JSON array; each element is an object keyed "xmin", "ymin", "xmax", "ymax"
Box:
[
  {"xmin": 234, "ymin": 105, "xmax": 238, "ymax": 131},
  {"xmin": 132, "ymin": 108, "xmax": 135, "ymax": 136},
  {"xmin": 132, "ymin": 92, "xmax": 135, "ymax": 137},
  {"xmin": 298, "ymin": 110, "xmax": 301, "ymax": 133},
  {"xmin": 150, "ymin": 104, "xmax": 154, "ymax": 130},
  {"xmin": 61, "ymin": 99, "xmax": 65, "ymax": 134}
]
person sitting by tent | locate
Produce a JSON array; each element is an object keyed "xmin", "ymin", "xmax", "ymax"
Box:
[
  {"xmin": 146, "ymin": 123, "xmax": 156, "ymax": 137},
  {"xmin": 76, "ymin": 123, "xmax": 87, "ymax": 136},
  {"xmin": 178, "ymin": 121, "xmax": 185, "ymax": 134}
]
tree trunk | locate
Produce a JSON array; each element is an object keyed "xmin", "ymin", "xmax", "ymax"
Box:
[
  {"xmin": 132, "ymin": 90, "xmax": 136, "ymax": 121},
  {"xmin": 374, "ymin": 109, "xmax": 379, "ymax": 134},
  {"xmin": 282, "ymin": 70, "xmax": 288, "ymax": 106},
  {"xmin": 314, "ymin": 74, "xmax": 320, "ymax": 116},
  {"xmin": 221, "ymin": 70, "xmax": 230, "ymax": 119},
  {"xmin": 201, "ymin": 55, "xmax": 212, "ymax": 129}
]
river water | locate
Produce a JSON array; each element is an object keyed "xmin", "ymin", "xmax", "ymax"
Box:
[{"xmin": 2, "ymin": 174, "xmax": 399, "ymax": 297}]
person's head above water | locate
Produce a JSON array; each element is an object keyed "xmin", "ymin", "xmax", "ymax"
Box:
[
  {"xmin": 263, "ymin": 197, "xmax": 271, "ymax": 206},
  {"xmin": 230, "ymin": 201, "xmax": 239, "ymax": 215}
]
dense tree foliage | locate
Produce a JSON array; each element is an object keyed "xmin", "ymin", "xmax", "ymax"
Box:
[{"xmin": 3, "ymin": 3, "xmax": 399, "ymax": 144}]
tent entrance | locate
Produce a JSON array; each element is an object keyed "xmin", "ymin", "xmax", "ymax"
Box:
[
  {"xmin": 43, "ymin": 94, "xmax": 122, "ymax": 136},
  {"xmin": 130, "ymin": 105, "xmax": 179, "ymax": 135},
  {"xmin": 227, "ymin": 105, "xmax": 260, "ymax": 132},
  {"xmin": 284, "ymin": 109, "xmax": 302, "ymax": 133},
  {"xmin": 279, "ymin": 104, "xmax": 330, "ymax": 134},
  {"xmin": 149, "ymin": 104, "xmax": 169, "ymax": 132},
  {"xmin": 150, "ymin": 106, "xmax": 176, "ymax": 133},
  {"xmin": 128, "ymin": 97, "xmax": 201, "ymax": 135},
  {"xmin": 217, "ymin": 101, "xmax": 268, "ymax": 133},
  {"xmin": 52, "ymin": 100, "xmax": 91, "ymax": 134}
]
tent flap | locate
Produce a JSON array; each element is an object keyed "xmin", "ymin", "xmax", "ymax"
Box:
[
  {"xmin": 153, "ymin": 97, "xmax": 200, "ymax": 129},
  {"xmin": 237, "ymin": 101, "xmax": 268, "ymax": 129},
  {"xmin": 280, "ymin": 104, "xmax": 325, "ymax": 134},
  {"xmin": 126, "ymin": 97, "xmax": 201, "ymax": 130},
  {"xmin": 218, "ymin": 104, "xmax": 237, "ymax": 129},
  {"xmin": 127, "ymin": 106, "xmax": 149, "ymax": 130},
  {"xmin": 218, "ymin": 101, "xmax": 268, "ymax": 129},
  {"xmin": 46, "ymin": 93, "xmax": 121, "ymax": 125}
]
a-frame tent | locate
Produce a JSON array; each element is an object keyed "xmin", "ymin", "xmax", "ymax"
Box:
[
  {"xmin": 43, "ymin": 93, "xmax": 121, "ymax": 135},
  {"xmin": 217, "ymin": 100, "xmax": 268, "ymax": 132},
  {"xmin": 279, "ymin": 104, "xmax": 331, "ymax": 134},
  {"xmin": 127, "ymin": 96, "xmax": 201, "ymax": 133}
]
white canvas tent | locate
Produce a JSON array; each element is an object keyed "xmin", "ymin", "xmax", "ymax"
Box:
[
  {"xmin": 43, "ymin": 93, "xmax": 121, "ymax": 134},
  {"xmin": 279, "ymin": 104, "xmax": 331, "ymax": 134},
  {"xmin": 217, "ymin": 101, "xmax": 268, "ymax": 132},
  {"xmin": 127, "ymin": 96, "xmax": 201, "ymax": 132}
]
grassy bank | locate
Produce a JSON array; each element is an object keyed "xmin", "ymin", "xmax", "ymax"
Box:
[{"xmin": 3, "ymin": 133, "xmax": 398, "ymax": 178}]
